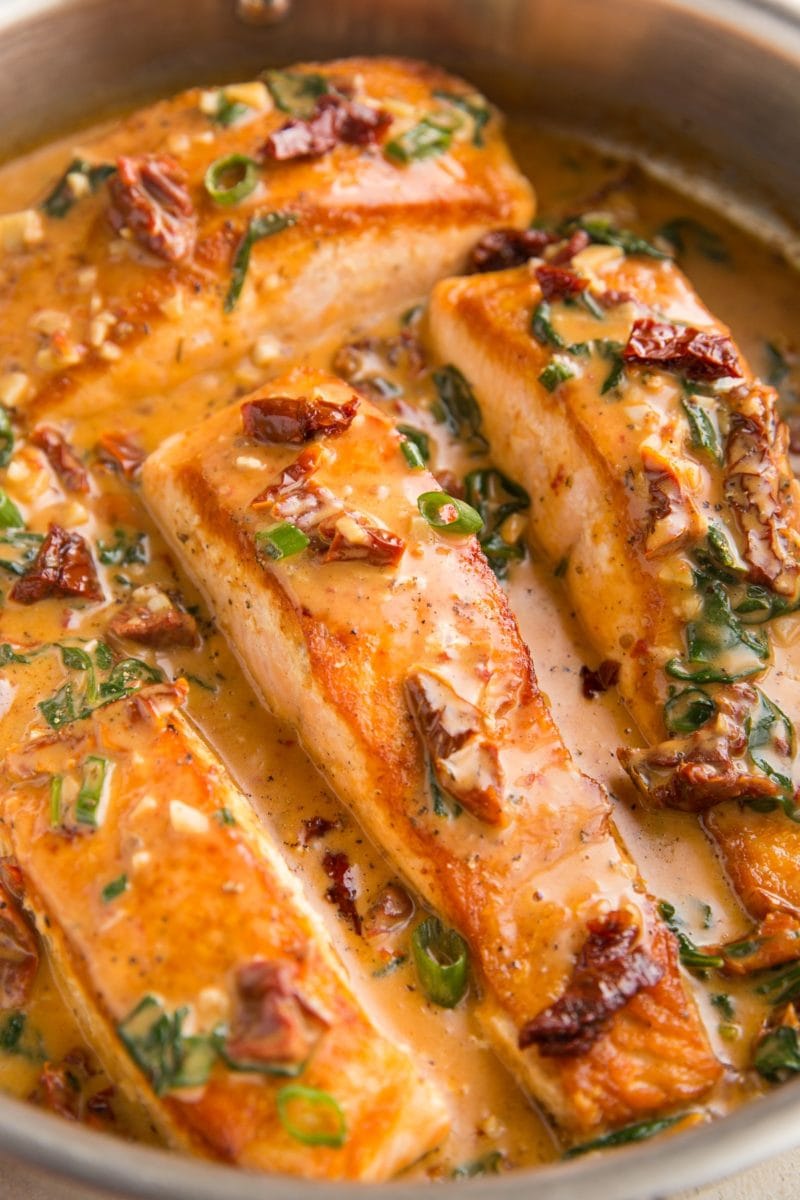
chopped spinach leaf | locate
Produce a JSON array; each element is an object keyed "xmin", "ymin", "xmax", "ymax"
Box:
[
  {"xmin": 0, "ymin": 489, "xmax": 23, "ymax": 530},
  {"xmin": 667, "ymin": 574, "xmax": 769, "ymax": 684},
  {"xmin": 681, "ymin": 394, "xmax": 722, "ymax": 462},
  {"xmin": 756, "ymin": 961, "xmax": 800, "ymax": 1007},
  {"xmin": 118, "ymin": 996, "xmax": 216, "ymax": 1094},
  {"xmin": 0, "ymin": 406, "xmax": 13, "ymax": 468},
  {"xmin": 663, "ymin": 686, "xmax": 716, "ymax": 734},
  {"xmin": 42, "ymin": 158, "xmax": 116, "ymax": 219},
  {"xmin": 224, "ymin": 211, "xmax": 298, "ymax": 313},
  {"xmin": 658, "ymin": 217, "xmax": 729, "ymax": 264},
  {"xmin": 262, "ymin": 69, "xmax": 329, "ymax": 116},
  {"xmin": 431, "ymin": 365, "xmax": 488, "ymax": 453},
  {"xmin": 0, "ymin": 1012, "xmax": 25, "ymax": 1052},
  {"xmin": 102, "ymin": 874, "xmax": 128, "ymax": 903},
  {"xmin": 565, "ymin": 1113, "xmax": 686, "ymax": 1158},
  {"xmin": 710, "ymin": 993, "xmax": 735, "ymax": 1020},
  {"xmin": 464, "ymin": 467, "xmax": 530, "ymax": 579},
  {"xmin": 754, "ymin": 1026, "xmax": 800, "ymax": 1081},
  {"xmin": 451, "ymin": 1151, "xmax": 503, "ymax": 1178},
  {"xmin": 97, "ymin": 529, "xmax": 149, "ymax": 566},
  {"xmin": 562, "ymin": 215, "xmax": 668, "ymax": 260},
  {"xmin": 385, "ymin": 114, "xmax": 456, "ymax": 163},
  {"xmin": 658, "ymin": 900, "xmax": 723, "ymax": 974},
  {"xmin": 539, "ymin": 360, "xmax": 574, "ymax": 392}
]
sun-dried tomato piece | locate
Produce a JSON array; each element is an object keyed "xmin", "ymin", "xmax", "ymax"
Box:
[
  {"xmin": 518, "ymin": 910, "xmax": 663, "ymax": 1057},
  {"xmin": 315, "ymin": 511, "xmax": 405, "ymax": 566},
  {"xmin": 620, "ymin": 683, "xmax": 781, "ymax": 812},
  {"xmin": 242, "ymin": 390, "xmax": 359, "ymax": 445},
  {"xmin": 468, "ymin": 227, "xmax": 558, "ymax": 274},
  {"xmin": 406, "ymin": 668, "xmax": 504, "ymax": 825},
  {"xmin": 623, "ymin": 318, "xmax": 742, "ymax": 382},
  {"xmin": 725, "ymin": 387, "xmax": 800, "ymax": 596},
  {"xmin": 96, "ymin": 430, "xmax": 146, "ymax": 480},
  {"xmin": 109, "ymin": 590, "xmax": 198, "ymax": 648},
  {"xmin": 535, "ymin": 263, "xmax": 588, "ymax": 301},
  {"xmin": 108, "ymin": 154, "xmax": 196, "ymax": 263},
  {"xmin": 29, "ymin": 1049, "xmax": 115, "ymax": 1128},
  {"xmin": 548, "ymin": 229, "xmax": 591, "ymax": 265},
  {"xmin": 263, "ymin": 94, "xmax": 392, "ymax": 162},
  {"xmin": 31, "ymin": 426, "xmax": 89, "ymax": 494},
  {"xmin": 580, "ymin": 659, "xmax": 620, "ymax": 699},
  {"xmin": 322, "ymin": 850, "xmax": 362, "ymax": 935},
  {"xmin": 0, "ymin": 880, "xmax": 38, "ymax": 1010},
  {"xmin": 598, "ymin": 288, "xmax": 635, "ymax": 308},
  {"xmin": 641, "ymin": 444, "xmax": 703, "ymax": 558},
  {"xmin": 250, "ymin": 445, "xmax": 325, "ymax": 512},
  {"xmin": 363, "ymin": 882, "xmax": 414, "ymax": 940},
  {"xmin": 226, "ymin": 959, "xmax": 328, "ymax": 1066},
  {"xmin": 10, "ymin": 523, "xmax": 103, "ymax": 605}
]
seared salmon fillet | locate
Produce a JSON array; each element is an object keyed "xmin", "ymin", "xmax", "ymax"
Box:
[
  {"xmin": 0, "ymin": 57, "xmax": 532, "ymax": 423},
  {"xmin": 428, "ymin": 228, "xmax": 800, "ymax": 928},
  {"xmin": 0, "ymin": 681, "xmax": 449, "ymax": 1180},
  {"xmin": 142, "ymin": 366, "xmax": 719, "ymax": 1139}
]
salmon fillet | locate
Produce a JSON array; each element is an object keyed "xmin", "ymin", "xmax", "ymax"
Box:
[
  {"xmin": 142, "ymin": 366, "xmax": 720, "ymax": 1139},
  {"xmin": 428, "ymin": 230, "xmax": 800, "ymax": 926},
  {"xmin": 0, "ymin": 57, "xmax": 532, "ymax": 424},
  {"xmin": 0, "ymin": 680, "xmax": 450, "ymax": 1180}
]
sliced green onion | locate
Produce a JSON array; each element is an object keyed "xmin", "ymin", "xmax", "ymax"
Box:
[
  {"xmin": 411, "ymin": 915, "xmax": 469, "ymax": 1007},
  {"xmin": 49, "ymin": 775, "xmax": 63, "ymax": 826},
  {"xmin": 663, "ymin": 688, "xmax": 716, "ymax": 734},
  {"xmin": 0, "ymin": 489, "xmax": 23, "ymax": 530},
  {"xmin": 255, "ymin": 522, "xmax": 310, "ymax": 562},
  {"xmin": 224, "ymin": 210, "xmax": 298, "ymax": 313},
  {"xmin": 203, "ymin": 154, "xmax": 259, "ymax": 206},
  {"xmin": 75, "ymin": 755, "xmax": 111, "ymax": 826},
  {"xmin": 399, "ymin": 437, "xmax": 426, "ymax": 469},
  {"xmin": 102, "ymin": 874, "xmax": 128, "ymax": 903},
  {"xmin": 538, "ymin": 360, "xmax": 574, "ymax": 393},
  {"xmin": 417, "ymin": 491, "xmax": 483, "ymax": 535},
  {"xmin": 397, "ymin": 425, "xmax": 430, "ymax": 468},
  {"xmin": 276, "ymin": 1084, "xmax": 347, "ymax": 1147},
  {"xmin": 385, "ymin": 117, "xmax": 453, "ymax": 164}
]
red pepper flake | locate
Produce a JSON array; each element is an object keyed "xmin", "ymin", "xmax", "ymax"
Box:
[
  {"xmin": 322, "ymin": 850, "xmax": 362, "ymax": 934},
  {"xmin": 108, "ymin": 154, "xmax": 196, "ymax": 263},
  {"xmin": 535, "ymin": 263, "xmax": 588, "ymax": 301},
  {"xmin": 580, "ymin": 659, "xmax": 621, "ymax": 699},
  {"xmin": 31, "ymin": 427, "xmax": 89, "ymax": 494},
  {"xmin": 10, "ymin": 523, "xmax": 103, "ymax": 605},
  {"xmin": 96, "ymin": 430, "xmax": 146, "ymax": 480},
  {"xmin": 242, "ymin": 390, "xmax": 358, "ymax": 444},
  {"xmin": 263, "ymin": 94, "xmax": 392, "ymax": 162},
  {"xmin": 623, "ymin": 318, "xmax": 742, "ymax": 382},
  {"xmin": 518, "ymin": 911, "xmax": 663, "ymax": 1057},
  {"xmin": 468, "ymin": 227, "xmax": 558, "ymax": 274}
]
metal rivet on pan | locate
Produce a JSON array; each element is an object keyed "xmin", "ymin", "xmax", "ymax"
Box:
[{"xmin": 236, "ymin": 0, "xmax": 292, "ymax": 24}]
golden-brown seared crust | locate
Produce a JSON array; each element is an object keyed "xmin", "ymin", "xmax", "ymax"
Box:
[
  {"xmin": 0, "ymin": 57, "xmax": 533, "ymax": 424},
  {"xmin": 429, "ymin": 241, "xmax": 800, "ymax": 931},
  {"xmin": 143, "ymin": 366, "xmax": 719, "ymax": 1139},
  {"xmin": 0, "ymin": 682, "xmax": 450, "ymax": 1180}
]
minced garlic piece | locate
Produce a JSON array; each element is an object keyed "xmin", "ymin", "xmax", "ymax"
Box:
[
  {"xmin": 0, "ymin": 371, "xmax": 30, "ymax": 407},
  {"xmin": 169, "ymin": 800, "xmax": 210, "ymax": 835},
  {"xmin": 0, "ymin": 208, "xmax": 44, "ymax": 253}
]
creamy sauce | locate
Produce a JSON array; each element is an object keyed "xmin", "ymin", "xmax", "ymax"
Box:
[{"xmin": 0, "ymin": 113, "xmax": 799, "ymax": 1175}]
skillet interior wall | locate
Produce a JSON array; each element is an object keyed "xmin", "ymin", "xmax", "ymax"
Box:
[{"xmin": 1, "ymin": 0, "xmax": 800, "ymax": 244}]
